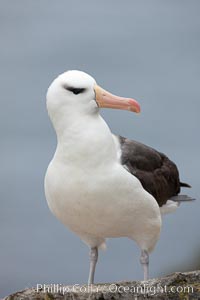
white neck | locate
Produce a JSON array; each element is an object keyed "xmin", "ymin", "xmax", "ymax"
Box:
[{"xmin": 51, "ymin": 108, "xmax": 118, "ymax": 168}]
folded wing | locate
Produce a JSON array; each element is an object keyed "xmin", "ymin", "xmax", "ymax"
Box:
[{"xmin": 118, "ymin": 136, "xmax": 190, "ymax": 207}]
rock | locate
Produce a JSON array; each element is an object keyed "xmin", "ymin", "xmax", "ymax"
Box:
[{"xmin": 3, "ymin": 270, "xmax": 200, "ymax": 300}]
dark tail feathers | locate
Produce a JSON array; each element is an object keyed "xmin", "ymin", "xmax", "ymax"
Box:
[{"xmin": 180, "ymin": 181, "xmax": 191, "ymax": 188}]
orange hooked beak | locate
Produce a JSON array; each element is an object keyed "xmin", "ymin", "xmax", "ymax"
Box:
[{"xmin": 94, "ymin": 84, "xmax": 141, "ymax": 113}]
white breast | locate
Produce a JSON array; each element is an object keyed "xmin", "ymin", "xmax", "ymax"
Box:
[{"xmin": 45, "ymin": 114, "xmax": 161, "ymax": 252}]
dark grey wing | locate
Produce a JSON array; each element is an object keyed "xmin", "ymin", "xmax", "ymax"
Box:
[{"xmin": 118, "ymin": 136, "xmax": 190, "ymax": 207}]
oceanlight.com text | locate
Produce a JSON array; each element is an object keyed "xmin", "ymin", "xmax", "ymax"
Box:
[{"xmin": 37, "ymin": 283, "xmax": 194, "ymax": 296}]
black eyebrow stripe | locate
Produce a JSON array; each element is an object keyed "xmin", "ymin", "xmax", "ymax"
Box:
[{"xmin": 63, "ymin": 85, "xmax": 86, "ymax": 94}]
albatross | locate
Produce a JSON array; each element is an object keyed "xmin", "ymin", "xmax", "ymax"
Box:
[{"xmin": 45, "ymin": 70, "xmax": 193, "ymax": 284}]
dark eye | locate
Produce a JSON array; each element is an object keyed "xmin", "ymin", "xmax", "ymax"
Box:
[{"xmin": 64, "ymin": 85, "xmax": 86, "ymax": 95}]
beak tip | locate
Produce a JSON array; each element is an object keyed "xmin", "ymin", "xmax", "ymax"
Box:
[
  {"xmin": 137, "ymin": 107, "xmax": 141, "ymax": 113},
  {"xmin": 129, "ymin": 99, "xmax": 141, "ymax": 114},
  {"xmin": 134, "ymin": 109, "xmax": 141, "ymax": 114}
]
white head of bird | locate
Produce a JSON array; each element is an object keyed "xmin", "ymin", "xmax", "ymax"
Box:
[{"xmin": 46, "ymin": 70, "xmax": 140, "ymax": 132}]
